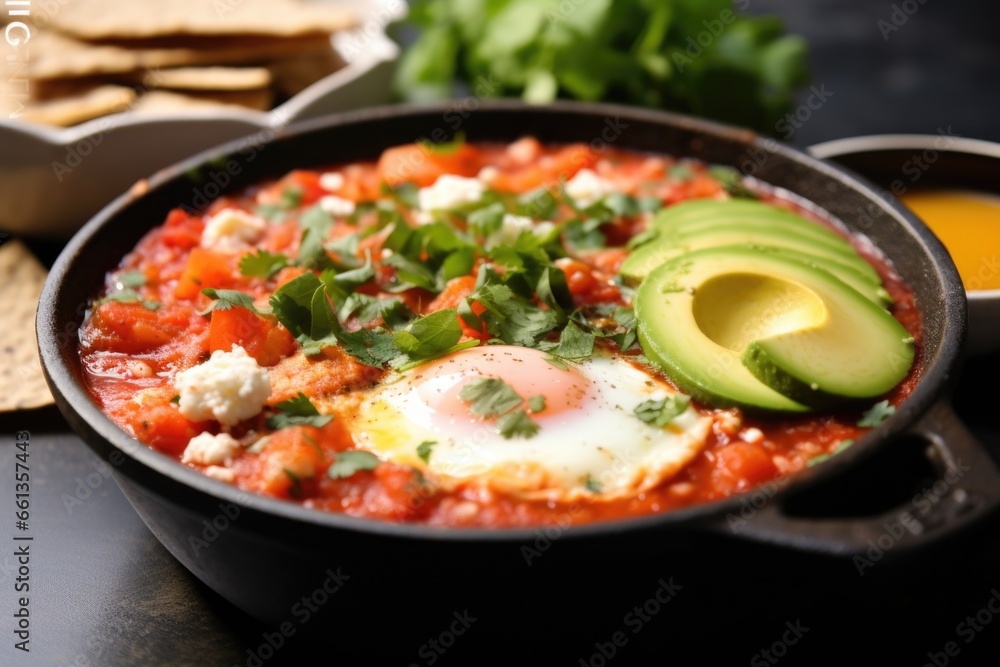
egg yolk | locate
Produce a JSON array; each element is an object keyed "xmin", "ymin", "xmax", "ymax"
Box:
[
  {"xmin": 899, "ymin": 189, "xmax": 1000, "ymax": 291},
  {"xmin": 413, "ymin": 346, "xmax": 591, "ymax": 425}
]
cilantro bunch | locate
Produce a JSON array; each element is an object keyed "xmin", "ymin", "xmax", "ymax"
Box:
[{"xmin": 394, "ymin": 0, "xmax": 809, "ymax": 133}]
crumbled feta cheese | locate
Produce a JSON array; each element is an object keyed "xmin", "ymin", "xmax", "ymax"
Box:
[
  {"xmin": 174, "ymin": 345, "xmax": 270, "ymax": 426},
  {"xmin": 486, "ymin": 214, "xmax": 556, "ymax": 249},
  {"xmin": 319, "ymin": 195, "xmax": 356, "ymax": 217},
  {"xmin": 201, "ymin": 208, "xmax": 266, "ymax": 251},
  {"xmin": 182, "ymin": 432, "xmax": 242, "ymax": 466},
  {"xmin": 477, "ymin": 166, "xmax": 500, "ymax": 184},
  {"xmin": 203, "ymin": 465, "xmax": 236, "ymax": 483},
  {"xmin": 417, "ymin": 174, "xmax": 486, "ymax": 212},
  {"xmin": 126, "ymin": 360, "xmax": 154, "ymax": 378},
  {"xmin": 318, "ymin": 172, "xmax": 345, "ymax": 192},
  {"xmin": 564, "ymin": 169, "xmax": 618, "ymax": 208},
  {"xmin": 741, "ymin": 427, "xmax": 765, "ymax": 444}
]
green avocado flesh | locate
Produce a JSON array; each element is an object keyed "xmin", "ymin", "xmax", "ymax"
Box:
[
  {"xmin": 620, "ymin": 225, "xmax": 887, "ymax": 302},
  {"xmin": 635, "ymin": 246, "xmax": 914, "ymax": 412},
  {"xmin": 655, "ymin": 208, "xmax": 859, "ymax": 252}
]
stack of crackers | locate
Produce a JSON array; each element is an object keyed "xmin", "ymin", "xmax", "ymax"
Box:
[{"xmin": 0, "ymin": 0, "xmax": 358, "ymax": 127}]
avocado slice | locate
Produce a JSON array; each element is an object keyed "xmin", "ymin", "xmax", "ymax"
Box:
[
  {"xmin": 636, "ymin": 246, "xmax": 914, "ymax": 412},
  {"xmin": 656, "ymin": 210, "xmax": 857, "ymax": 252},
  {"xmin": 653, "ymin": 199, "xmax": 858, "ymax": 252},
  {"xmin": 620, "ymin": 223, "xmax": 884, "ymax": 292}
]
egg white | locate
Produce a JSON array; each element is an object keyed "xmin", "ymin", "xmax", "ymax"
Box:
[{"xmin": 345, "ymin": 346, "xmax": 712, "ymax": 502}]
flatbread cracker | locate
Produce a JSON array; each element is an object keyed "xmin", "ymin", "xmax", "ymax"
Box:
[
  {"xmin": 18, "ymin": 85, "xmax": 136, "ymax": 127},
  {"xmin": 49, "ymin": 0, "xmax": 357, "ymax": 40},
  {"xmin": 28, "ymin": 31, "xmax": 333, "ymax": 81},
  {"xmin": 268, "ymin": 47, "xmax": 346, "ymax": 97},
  {"xmin": 143, "ymin": 66, "xmax": 272, "ymax": 91},
  {"xmin": 132, "ymin": 88, "xmax": 274, "ymax": 114},
  {"xmin": 0, "ymin": 240, "xmax": 54, "ymax": 411}
]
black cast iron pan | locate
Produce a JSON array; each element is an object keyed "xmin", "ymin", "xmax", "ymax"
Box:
[{"xmin": 35, "ymin": 102, "xmax": 1000, "ymax": 643}]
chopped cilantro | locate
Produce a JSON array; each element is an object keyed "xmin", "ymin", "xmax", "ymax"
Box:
[
  {"xmin": 296, "ymin": 205, "xmax": 334, "ymax": 269},
  {"xmin": 117, "ymin": 271, "xmax": 147, "ymax": 288},
  {"xmin": 807, "ymin": 440, "xmax": 855, "ymax": 467},
  {"xmin": 857, "ymin": 400, "xmax": 896, "ymax": 428},
  {"xmin": 95, "ymin": 288, "xmax": 160, "ymax": 311},
  {"xmin": 458, "ymin": 377, "xmax": 541, "ymax": 439},
  {"xmin": 708, "ymin": 166, "xmax": 758, "ymax": 199},
  {"xmin": 283, "ymin": 468, "xmax": 304, "ymax": 498},
  {"xmin": 327, "ymin": 450, "xmax": 381, "ymax": 479},
  {"xmin": 610, "ymin": 306, "xmax": 638, "ymax": 351},
  {"xmin": 668, "ymin": 164, "xmax": 695, "ymax": 182},
  {"xmin": 239, "ymin": 250, "xmax": 289, "ymax": 279},
  {"xmin": 170, "ymin": 395, "xmax": 180, "ymax": 405},
  {"xmin": 200, "ymin": 288, "xmax": 269, "ymax": 315},
  {"xmin": 394, "ymin": 308, "xmax": 463, "ymax": 358},
  {"xmin": 634, "ymin": 395, "xmax": 691, "ymax": 427},
  {"xmin": 496, "ymin": 409, "xmax": 540, "ymax": 439},
  {"xmin": 465, "ymin": 277, "xmax": 561, "ymax": 348},
  {"xmin": 418, "ymin": 130, "xmax": 466, "ymax": 156},
  {"xmin": 583, "ymin": 476, "xmax": 602, "ymax": 494},
  {"xmin": 255, "ymin": 203, "xmax": 287, "ymax": 222},
  {"xmin": 383, "ymin": 252, "xmax": 438, "ymax": 292},
  {"xmin": 281, "ymin": 186, "xmax": 303, "ymax": 209},
  {"xmin": 337, "ymin": 327, "xmax": 400, "ymax": 368},
  {"xmin": 266, "ymin": 392, "xmax": 333, "ymax": 430},
  {"xmin": 339, "ymin": 293, "xmax": 412, "ymax": 328},
  {"xmin": 546, "ymin": 321, "xmax": 595, "ymax": 361},
  {"xmin": 563, "ymin": 218, "xmax": 606, "ymax": 251},
  {"xmin": 269, "ymin": 273, "xmax": 341, "ymax": 356},
  {"xmin": 416, "ymin": 440, "xmax": 436, "ymax": 463},
  {"xmin": 527, "ymin": 395, "xmax": 546, "ymax": 413}
]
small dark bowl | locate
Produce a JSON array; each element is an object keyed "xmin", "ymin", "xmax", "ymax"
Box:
[
  {"xmin": 809, "ymin": 134, "xmax": 1000, "ymax": 357},
  {"xmin": 36, "ymin": 102, "xmax": 1000, "ymax": 638}
]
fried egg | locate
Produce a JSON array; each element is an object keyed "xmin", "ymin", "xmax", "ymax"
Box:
[{"xmin": 347, "ymin": 345, "xmax": 712, "ymax": 502}]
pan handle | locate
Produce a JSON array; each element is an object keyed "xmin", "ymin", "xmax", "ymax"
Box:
[{"xmin": 707, "ymin": 401, "xmax": 1000, "ymax": 559}]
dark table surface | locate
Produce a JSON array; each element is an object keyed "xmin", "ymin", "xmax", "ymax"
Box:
[{"xmin": 5, "ymin": 1, "xmax": 1000, "ymax": 665}]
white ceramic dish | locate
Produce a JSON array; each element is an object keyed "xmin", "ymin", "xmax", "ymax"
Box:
[
  {"xmin": 809, "ymin": 134, "xmax": 1000, "ymax": 358},
  {"xmin": 0, "ymin": 0, "xmax": 404, "ymax": 238}
]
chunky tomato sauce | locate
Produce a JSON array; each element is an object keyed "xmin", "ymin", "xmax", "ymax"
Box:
[{"xmin": 78, "ymin": 138, "xmax": 922, "ymax": 527}]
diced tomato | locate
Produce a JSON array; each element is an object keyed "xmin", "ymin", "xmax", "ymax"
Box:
[
  {"xmin": 159, "ymin": 208, "xmax": 203, "ymax": 249},
  {"xmin": 713, "ymin": 442, "xmax": 778, "ymax": 494},
  {"xmin": 377, "ymin": 142, "xmax": 480, "ymax": 186},
  {"xmin": 208, "ymin": 307, "xmax": 296, "ymax": 366},
  {"xmin": 174, "ymin": 248, "xmax": 237, "ymax": 299},
  {"xmin": 250, "ymin": 426, "xmax": 326, "ymax": 498},
  {"xmin": 83, "ymin": 302, "xmax": 179, "ymax": 353},
  {"xmin": 426, "ymin": 275, "xmax": 477, "ymax": 312},
  {"xmin": 131, "ymin": 404, "xmax": 206, "ymax": 457},
  {"xmin": 554, "ymin": 257, "xmax": 622, "ymax": 305}
]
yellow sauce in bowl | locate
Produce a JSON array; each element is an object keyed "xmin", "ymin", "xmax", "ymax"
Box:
[{"xmin": 899, "ymin": 190, "xmax": 1000, "ymax": 291}]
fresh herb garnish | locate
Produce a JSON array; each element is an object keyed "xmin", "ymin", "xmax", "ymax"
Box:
[
  {"xmin": 416, "ymin": 440, "xmax": 437, "ymax": 463},
  {"xmin": 117, "ymin": 271, "xmax": 147, "ymax": 288},
  {"xmin": 239, "ymin": 250, "xmax": 289, "ymax": 279},
  {"xmin": 458, "ymin": 377, "xmax": 544, "ymax": 439},
  {"xmin": 394, "ymin": 0, "xmax": 809, "ymax": 134},
  {"xmin": 269, "ymin": 272, "xmax": 399, "ymax": 366},
  {"xmin": 857, "ymin": 400, "xmax": 895, "ymax": 428},
  {"xmin": 281, "ymin": 186, "xmax": 303, "ymax": 209},
  {"xmin": 583, "ymin": 476, "xmax": 602, "ymax": 494},
  {"xmin": 327, "ymin": 450, "xmax": 381, "ymax": 479},
  {"xmin": 296, "ymin": 205, "xmax": 334, "ymax": 269},
  {"xmin": 266, "ymin": 392, "xmax": 333, "ymax": 430},
  {"xmin": 545, "ymin": 321, "xmax": 595, "ymax": 361},
  {"xmin": 634, "ymin": 395, "xmax": 691, "ymax": 427},
  {"xmin": 95, "ymin": 288, "xmax": 160, "ymax": 311},
  {"xmin": 394, "ymin": 308, "xmax": 464, "ymax": 359},
  {"xmin": 200, "ymin": 288, "xmax": 269, "ymax": 315},
  {"xmin": 610, "ymin": 306, "xmax": 639, "ymax": 351},
  {"xmin": 807, "ymin": 440, "xmax": 855, "ymax": 467}
]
